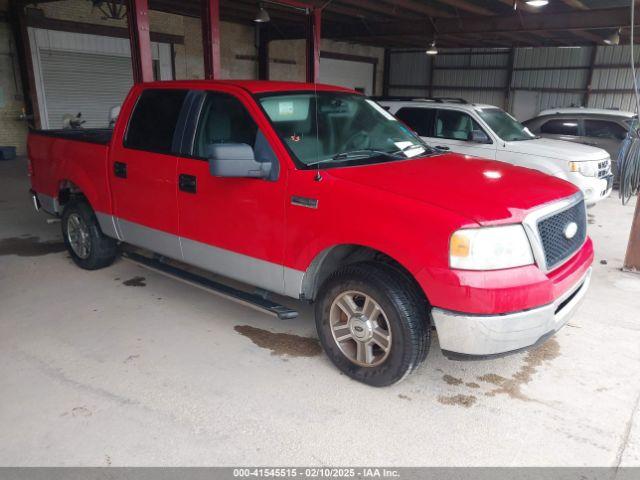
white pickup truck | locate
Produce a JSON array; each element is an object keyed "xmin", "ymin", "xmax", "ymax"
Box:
[{"xmin": 379, "ymin": 98, "xmax": 613, "ymax": 206}]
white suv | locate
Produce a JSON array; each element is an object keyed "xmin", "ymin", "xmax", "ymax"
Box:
[{"xmin": 379, "ymin": 98, "xmax": 613, "ymax": 206}]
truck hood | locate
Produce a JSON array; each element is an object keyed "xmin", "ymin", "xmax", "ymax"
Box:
[
  {"xmin": 327, "ymin": 153, "xmax": 578, "ymax": 225},
  {"xmin": 504, "ymin": 137, "xmax": 610, "ymax": 161}
]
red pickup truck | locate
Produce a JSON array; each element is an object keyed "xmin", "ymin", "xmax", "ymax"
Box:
[{"xmin": 28, "ymin": 80, "xmax": 593, "ymax": 386}]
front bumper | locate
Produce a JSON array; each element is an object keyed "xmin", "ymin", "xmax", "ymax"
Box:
[
  {"xmin": 432, "ymin": 267, "xmax": 592, "ymax": 356},
  {"xmin": 569, "ymin": 173, "xmax": 613, "ymax": 205}
]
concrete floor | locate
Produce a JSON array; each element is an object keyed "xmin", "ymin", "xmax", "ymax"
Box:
[{"xmin": 1, "ymin": 157, "xmax": 639, "ymax": 467}]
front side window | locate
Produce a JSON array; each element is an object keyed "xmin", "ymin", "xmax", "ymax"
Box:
[
  {"xmin": 476, "ymin": 108, "xmax": 536, "ymax": 142},
  {"xmin": 540, "ymin": 119, "xmax": 579, "ymax": 136},
  {"xmin": 434, "ymin": 110, "xmax": 486, "ymax": 141},
  {"xmin": 395, "ymin": 107, "xmax": 435, "ymax": 137},
  {"xmin": 193, "ymin": 93, "xmax": 259, "ymax": 158},
  {"xmin": 584, "ymin": 120, "xmax": 627, "ymax": 140},
  {"xmin": 258, "ymin": 92, "xmax": 430, "ymax": 167},
  {"xmin": 125, "ymin": 89, "xmax": 188, "ymax": 154}
]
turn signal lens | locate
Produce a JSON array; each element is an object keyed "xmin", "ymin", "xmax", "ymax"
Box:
[{"xmin": 450, "ymin": 233, "xmax": 471, "ymax": 258}]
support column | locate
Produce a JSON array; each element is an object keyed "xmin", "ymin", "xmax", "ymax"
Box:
[
  {"xmin": 306, "ymin": 8, "xmax": 321, "ymax": 83},
  {"xmin": 257, "ymin": 23, "xmax": 269, "ymax": 80},
  {"xmin": 382, "ymin": 49, "xmax": 390, "ymax": 97},
  {"xmin": 583, "ymin": 45, "xmax": 598, "ymax": 107},
  {"xmin": 202, "ymin": 0, "xmax": 221, "ymax": 80},
  {"xmin": 504, "ymin": 48, "xmax": 515, "ymax": 111},
  {"xmin": 127, "ymin": 0, "xmax": 153, "ymax": 83},
  {"xmin": 625, "ymin": 204, "xmax": 640, "ymax": 271}
]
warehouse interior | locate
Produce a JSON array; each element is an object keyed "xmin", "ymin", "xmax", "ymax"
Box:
[{"xmin": 1, "ymin": 0, "xmax": 640, "ymax": 471}]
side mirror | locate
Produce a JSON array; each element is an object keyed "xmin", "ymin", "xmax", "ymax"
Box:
[
  {"xmin": 207, "ymin": 143, "xmax": 272, "ymax": 179},
  {"xmin": 470, "ymin": 130, "xmax": 491, "ymax": 144}
]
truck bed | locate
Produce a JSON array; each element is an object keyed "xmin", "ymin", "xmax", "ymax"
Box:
[{"xmin": 30, "ymin": 128, "xmax": 113, "ymax": 145}]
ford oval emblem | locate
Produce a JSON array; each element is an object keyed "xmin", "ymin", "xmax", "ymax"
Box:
[{"xmin": 564, "ymin": 222, "xmax": 578, "ymax": 240}]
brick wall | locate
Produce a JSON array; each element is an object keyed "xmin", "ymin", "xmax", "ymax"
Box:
[{"xmin": 0, "ymin": 16, "xmax": 28, "ymax": 155}]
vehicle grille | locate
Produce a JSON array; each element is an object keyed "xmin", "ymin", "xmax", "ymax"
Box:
[
  {"xmin": 537, "ymin": 200, "xmax": 587, "ymax": 270},
  {"xmin": 597, "ymin": 160, "xmax": 610, "ymax": 179}
]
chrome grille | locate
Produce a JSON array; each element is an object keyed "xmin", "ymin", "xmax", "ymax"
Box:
[{"xmin": 537, "ymin": 200, "xmax": 587, "ymax": 270}]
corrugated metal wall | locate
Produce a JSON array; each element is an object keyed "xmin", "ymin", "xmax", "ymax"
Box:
[{"xmin": 387, "ymin": 45, "xmax": 640, "ymax": 115}]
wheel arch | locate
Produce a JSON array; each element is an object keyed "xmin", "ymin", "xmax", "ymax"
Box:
[{"xmin": 301, "ymin": 244, "xmax": 428, "ymax": 305}]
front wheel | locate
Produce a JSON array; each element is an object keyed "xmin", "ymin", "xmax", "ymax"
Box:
[
  {"xmin": 62, "ymin": 199, "xmax": 118, "ymax": 270},
  {"xmin": 315, "ymin": 262, "xmax": 430, "ymax": 387}
]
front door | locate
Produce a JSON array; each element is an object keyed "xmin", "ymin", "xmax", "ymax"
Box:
[
  {"xmin": 109, "ymin": 88, "xmax": 188, "ymax": 259},
  {"xmin": 176, "ymin": 89, "xmax": 288, "ymax": 294},
  {"xmin": 426, "ymin": 109, "xmax": 496, "ymax": 159}
]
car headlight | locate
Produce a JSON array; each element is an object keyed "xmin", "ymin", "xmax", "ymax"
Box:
[
  {"xmin": 569, "ymin": 160, "xmax": 598, "ymax": 177},
  {"xmin": 450, "ymin": 225, "xmax": 534, "ymax": 270}
]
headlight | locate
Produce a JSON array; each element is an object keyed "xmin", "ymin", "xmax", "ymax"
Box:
[
  {"xmin": 450, "ymin": 225, "xmax": 534, "ymax": 270},
  {"xmin": 569, "ymin": 160, "xmax": 598, "ymax": 177}
]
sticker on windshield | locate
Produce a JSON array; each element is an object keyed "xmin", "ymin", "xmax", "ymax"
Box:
[
  {"xmin": 394, "ymin": 141, "xmax": 425, "ymax": 158},
  {"xmin": 279, "ymin": 101, "xmax": 295, "ymax": 116}
]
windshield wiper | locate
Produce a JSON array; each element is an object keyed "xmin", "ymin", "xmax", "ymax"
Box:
[{"xmin": 306, "ymin": 149, "xmax": 395, "ymax": 168}]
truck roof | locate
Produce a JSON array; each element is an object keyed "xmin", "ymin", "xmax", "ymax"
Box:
[{"xmin": 139, "ymin": 79, "xmax": 356, "ymax": 95}]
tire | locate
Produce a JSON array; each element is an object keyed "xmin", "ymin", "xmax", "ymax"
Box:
[
  {"xmin": 315, "ymin": 262, "xmax": 430, "ymax": 387},
  {"xmin": 61, "ymin": 198, "xmax": 118, "ymax": 270}
]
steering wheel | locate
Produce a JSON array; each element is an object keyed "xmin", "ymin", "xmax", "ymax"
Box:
[{"xmin": 343, "ymin": 130, "xmax": 371, "ymax": 151}]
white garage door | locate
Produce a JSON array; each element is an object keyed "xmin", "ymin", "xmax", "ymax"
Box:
[
  {"xmin": 29, "ymin": 28, "xmax": 173, "ymax": 129},
  {"xmin": 38, "ymin": 50, "xmax": 135, "ymax": 129},
  {"xmin": 319, "ymin": 57, "xmax": 374, "ymax": 96}
]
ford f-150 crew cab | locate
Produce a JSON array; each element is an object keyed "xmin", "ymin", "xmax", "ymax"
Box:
[{"xmin": 28, "ymin": 80, "xmax": 594, "ymax": 386}]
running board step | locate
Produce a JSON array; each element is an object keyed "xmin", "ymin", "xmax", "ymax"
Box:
[{"xmin": 122, "ymin": 252, "xmax": 299, "ymax": 320}]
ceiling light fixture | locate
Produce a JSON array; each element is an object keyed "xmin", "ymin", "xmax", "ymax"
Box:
[
  {"xmin": 525, "ymin": 0, "xmax": 549, "ymax": 7},
  {"xmin": 253, "ymin": 4, "xmax": 271, "ymax": 23},
  {"xmin": 604, "ymin": 28, "xmax": 621, "ymax": 46},
  {"xmin": 426, "ymin": 40, "xmax": 438, "ymax": 55}
]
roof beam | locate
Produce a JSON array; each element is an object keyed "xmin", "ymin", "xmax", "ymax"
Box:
[
  {"xmin": 561, "ymin": 0, "xmax": 588, "ymax": 10},
  {"xmin": 572, "ymin": 29, "xmax": 604, "ymax": 43},
  {"xmin": 377, "ymin": 0, "xmax": 453, "ymax": 18},
  {"xmin": 435, "ymin": 0, "xmax": 495, "ymax": 16},
  {"xmin": 277, "ymin": 7, "xmax": 636, "ymax": 40}
]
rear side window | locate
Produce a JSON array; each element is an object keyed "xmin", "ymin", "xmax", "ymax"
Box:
[
  {"xmin": 125, "ymin": 89, "xmax": 188, "ymax": 154},
  {"xmin": 540, "ymin": 119, "xmax": 579, "ymax": 136},
  {"xmin": 584, "ymin": 120, "xmax": 627, "ymax": 140},
  {"xmin": 395, "ymin": 107, "xmax": 435, "ymax": 136}
]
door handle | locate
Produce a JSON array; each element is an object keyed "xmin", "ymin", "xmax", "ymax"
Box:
[
  {"xmin": 179, "ymin": 174, "xmax": 197, "ymax": 193},
  {"xmin": 435, "ymin": 145, "xmax": 450, "ymax": 151},
  {"xmin": 113, "ymin": 161, "xmax": 127, "ymax": 178}
]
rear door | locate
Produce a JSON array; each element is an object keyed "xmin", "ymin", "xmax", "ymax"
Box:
[
  {"xmin": 583, "ymin": 119, "xmax": 627, "ymax": 158},
  {"xmin": 109, "ymin": 88, "xmax": 188, "ymax": 259},
  {"xmin": 176, "ymin": 88, "xmax": 288, "ymax": 294}
]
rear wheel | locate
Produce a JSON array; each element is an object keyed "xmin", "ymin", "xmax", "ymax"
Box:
[
  {"xmin": 62, "ymin": 199, "xmax": 117, "ymax": 270},
  {"xmin": 315, "ymin": 262, "xmax": 430, "ymax": 387}
]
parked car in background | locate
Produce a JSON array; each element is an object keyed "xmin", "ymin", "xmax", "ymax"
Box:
[
  {"xmin": 29, "ymin": 81, "xmax": 593, "ymax": 386},
  {"xmin": 379, "ymin": 98, "xmax": 613, "ymax": 206},
  {"xmin": 523, "ymin": 108, "xmax": 636, "ymax": 181}
]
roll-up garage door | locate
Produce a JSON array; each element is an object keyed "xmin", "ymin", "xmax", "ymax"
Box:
[{"xmin": 38, "ymin": 50, "xmax": 135, "ymax": 129}]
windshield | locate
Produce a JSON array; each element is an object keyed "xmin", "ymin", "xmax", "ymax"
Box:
[
  {"xmin": 258, "ymin": 92, "xmax": 430, "ymax": 167},
  {"xmin": 476, "ymin": 108, "xmax": 536, "ymax": 142}
]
